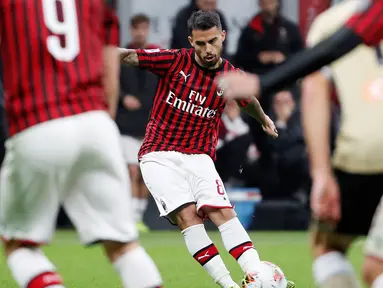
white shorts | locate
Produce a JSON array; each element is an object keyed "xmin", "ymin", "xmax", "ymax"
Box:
[
  {"xmin": 139, "ymin": 151, "xmax": 232, "ymax": 219},
  {"xmin": 0, "ymin": 111, "xmax": 137, "ymax": 245},
  {"xmin": 121, "ymin": 135, "xmax": 142, "ymax": 165},
  {"xmin": 365, "ymin": 196, "xmax": 383, "ymax": 259}
]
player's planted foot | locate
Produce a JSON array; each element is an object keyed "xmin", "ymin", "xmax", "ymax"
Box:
[{"xmin": 286, "ymin": 280, "xmax": 296, "ymax": 288}]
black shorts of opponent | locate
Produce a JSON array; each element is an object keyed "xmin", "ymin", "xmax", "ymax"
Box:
[{"xmin": 333, "ymin": 169, "xmax": 383, "ymax": 236}]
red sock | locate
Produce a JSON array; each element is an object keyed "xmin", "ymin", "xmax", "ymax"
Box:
[{"xmin": 27, "ymin": 272, "xmax": 63, "ymax": 288}]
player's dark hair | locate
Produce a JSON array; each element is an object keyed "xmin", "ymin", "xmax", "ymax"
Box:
[
  {"xmin": 187, "ymin": 10, "xmax": 222, "ymax": 35},
  {"xmin": 130, "ymin": 13, "xmax": 150, "ymax": 28}
]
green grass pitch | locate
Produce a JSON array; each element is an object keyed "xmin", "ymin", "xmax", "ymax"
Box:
[{"xmin": 0, "ymin": 230, "xmax": 365, "ymax": 287}]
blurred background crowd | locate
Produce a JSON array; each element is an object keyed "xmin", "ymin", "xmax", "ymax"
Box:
[{"xmin": 0, "ymin": 0, "xmax": 344, "ymax": 231}]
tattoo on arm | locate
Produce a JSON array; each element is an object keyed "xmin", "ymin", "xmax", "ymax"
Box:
[{"xmin": 118, "ymin": 48, "xmax": 139, "ymax": 66}]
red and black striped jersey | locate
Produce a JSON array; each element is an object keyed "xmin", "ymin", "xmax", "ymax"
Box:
[
  {"xmin": 346, "ymin": 0, "xmax": 383, "ymax": 46},
  {"xmin": 137, "ymin": 48, "xmax": 248, "ymax": 160},
  {"xmin": 0, "ymin": 0, "xmax": 119, "ymax": 136}
]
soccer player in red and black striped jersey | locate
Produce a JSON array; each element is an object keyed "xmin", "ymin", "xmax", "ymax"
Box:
[
  {"xmin": 217, "ymin": 0, "xmax": 383, "ymax": 100},
  {"xmin": 119, "ymin": 10, "xmax": 287, "ymax": 288},
  {"xmin": 0, "ymin": 1, "xmax": 162, "ymax": 288}
]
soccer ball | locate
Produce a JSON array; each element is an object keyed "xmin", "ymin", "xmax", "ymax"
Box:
[{"xmin": 244, "ymin": 261, "xmax": 288, "ymax": 288}]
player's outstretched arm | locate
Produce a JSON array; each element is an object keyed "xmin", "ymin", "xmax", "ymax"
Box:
[
  {"xmin": 118, "ymin": 48, "xmax": 139, "ymax": 66},
  {"xmin": 238, "ymin": 98, "xmax": 278, "ymax": 138},
  {"xmin": 217, "ymin": 26, "xmax": 362, "ymax": 100},
  {"xmin": 218, "ymin": 0, "xmax": 383, "ymax": 100}
]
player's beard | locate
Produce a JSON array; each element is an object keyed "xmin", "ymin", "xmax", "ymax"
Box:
[
  {"xmin": 203, "ymin": 55, "xmax": 219, "ymax": 67},
  {"xmin": 198, "ymin": 51, "xmax": 221, "ymax": 68}
]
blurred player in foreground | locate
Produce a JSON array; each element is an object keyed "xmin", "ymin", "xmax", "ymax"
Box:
[
  {"xmin": 303, "ymin": 1, "xmax": 383, "ymax": 288},
  {"xmin": 119, "ymin": 10, "xmax": 293, "ymax": 288},
  {"xmin": 216, "ymin": 0, "xmax": 383, "ymax": 100},
  {"xmin": 0, "ymin": 1, "xmax": 162, "ymax": 288}
]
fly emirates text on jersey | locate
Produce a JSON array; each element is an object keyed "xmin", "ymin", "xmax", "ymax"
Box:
[{"xmin": 165, "ymin": 89, "xmax": 218, "ymax": 118}]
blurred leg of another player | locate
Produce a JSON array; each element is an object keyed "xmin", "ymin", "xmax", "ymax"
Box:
[
  {"xmin": 309, "ymin": 170, "xmax": 383, "ymax": 288},
  {"xmin": 141, "ymin": 151, "xmax": 265, "ymax": 288},
  {"xmin": 121, "ymin": 135, "xmax": 150, "ymax": 233},
  {"xmin": 0, "ymin": 112, "xmax": 162, "ymax": 288},
  {"xmin": 129, "ymin": 165, "xmax": 151, "ymax": 233},
  {"xmin": 363, "ymin": 197, "xmax": 383, "ymax": 288}
]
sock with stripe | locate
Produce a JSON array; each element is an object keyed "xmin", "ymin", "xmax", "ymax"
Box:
[
  {"xmin": 218, "ymin": 217, "xmax": 261, "ymax": 274},
  {"xmin": 182, "ymin": 224, "xmax": 237, "ymax": 288},
  {"xmin": 7, "ymin": 247, "xmax": 65, "ymax": 288}
]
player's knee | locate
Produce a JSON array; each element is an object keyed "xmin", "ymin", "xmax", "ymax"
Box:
[
  {"xmin": 173, "ymin": 203, "xmax": 203, "ymax": 231},
  {"xmin": 201, "ymin": 206, "xmax": 236, "ymax": 227},
  {"xmin": 102, "ymin": 240, "xmax": 139, "ymax": 263},
  {"xmin": 311, "ymin": 231, "xmax": 353, "ymax": 258},
  {"xmin": 128, "ymin": 165, "xmax": 141, "ymax": 183},
  {"xmin": 2, "ymin": 239, "xmax": 40, "ymax": 257},
  {"xmin": 362, "ymin": 256, "xmax": 383, "ymax": 285}
]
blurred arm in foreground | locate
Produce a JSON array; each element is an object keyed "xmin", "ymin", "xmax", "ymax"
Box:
[{"xmin": 217, "ymin": 0, "xmax": 383, "ymax": 100}]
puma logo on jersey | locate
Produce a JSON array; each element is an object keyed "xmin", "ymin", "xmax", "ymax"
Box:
[{"xmin": 180, "ymin": 70, "xmax": 191, "ymax": 82}]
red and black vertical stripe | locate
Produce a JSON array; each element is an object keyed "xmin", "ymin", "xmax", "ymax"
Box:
[
  {"xmin": 76, "ymin": 0, "xmax": 97, "ymax": 112},
  {"xmin": 0, "ymin": 0, "xmax": 110, "ymax": 136},
  {"xmin": 103, "ymin": 3, "xmax": 120, "ymax": 46},
  {"xmin": 8, "ymin": 2, "xmax": 28, "ymax": 133},
  {"xmin": 149, "ymin": 53, "xmax": 184, "ymax": 151},
  {"xmin": 138, "ymin": 50, "xmax": 242, "ymax": 160},
  {"xmin": 162, "ymin": 54, "xmax": 195, "ymax": 151},
  {"xmin": 177, "ymin": 64, "xmax": 205, "ymax": 149}
]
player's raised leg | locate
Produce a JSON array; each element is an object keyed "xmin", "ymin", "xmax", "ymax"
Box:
[
  {"xmin": 128, "ymin": 162, "xmax": 150, "ymax": 232},
  {"xmin": 137, "ymin": 174, "xmax": 151, "ymax": 232},
  {"xmin": 140, "ymin": 151, "xmax": 239, "ymax": 288},
  {"xmin": 309, "ymin": 171, "xmax": 362, "ymax": 288},
  {"xmin": 122, "ymin": 135, "xmax": 150, "ymax": 232},
  {"xmin": 207, "ymin": 209, "xmax": 261, "ymax": 273},
  {"xmin": 311, "ymin": 226, "xmax": 359, "ymax": 288},
  {"xmin": 187, "ymin": 154, "xmax": 262, "ymax": 276},
  {"xmin": 63, "ymin": 113, "xmax": 162, "ymax": 288}
]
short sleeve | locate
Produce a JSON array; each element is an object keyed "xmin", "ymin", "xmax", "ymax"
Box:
[
  {"xmin": 236, "ymin": 99, "xmax": 250, "ymax": 108},
  {"xmin": 136, "ymin": 49, "xmax": 180, "ymax": 77},
  {"xmin": 346, "ymin": 0, "xmax": 383, "ymax": 46},
  {"xmin": 103, "ymin": 4, "xmax": 120, "ymax": 46}
]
